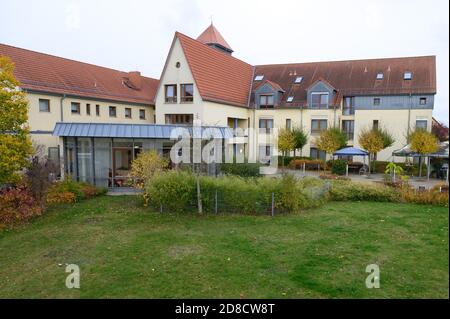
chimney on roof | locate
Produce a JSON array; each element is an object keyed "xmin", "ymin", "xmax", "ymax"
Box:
[{"xmin": 128, "ymin": 71, "xmax": 142, "ymax": 90}]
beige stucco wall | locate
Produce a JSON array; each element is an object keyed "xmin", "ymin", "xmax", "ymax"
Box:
[
  {"xmin": 26, "ymin": 92, "xmax": 155, "ymax": 153},
  {"xmin": 353, "ymin": 108, "xmax": 433, "ymax": 162}
]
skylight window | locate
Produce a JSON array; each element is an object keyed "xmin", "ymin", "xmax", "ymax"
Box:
[
  {"xmin": 376, "ymin": 72, "xmax": 384, "ymax": 80},
  {"xmin": 404, "ymin": 71, "xmax": 412, "ymax": 80},
  {"xmin": 254, "ymin": 75, "xmax": 264, "ymax": 81},
  {"xmin": 287, "ymin": 96, "xmax": 294, "ymax": 103},
  {"xmin": 294, "ymin": 76, "xmax": 303, "ymax": 84}
]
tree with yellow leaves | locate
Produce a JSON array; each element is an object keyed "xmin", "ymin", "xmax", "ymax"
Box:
[
  {"xmin": 409, "ymin": 128, "xmax": 439, "ymax": 177},
  {"xmin": 277, "ymin": 128, "xmax": 295, "ymax": 169},
  {"xmin": 358, "ymin": 127, "xmax": 395, "ymax": 174},
  {"xmin": 0, "ymin": 56, "xmax": 33, "ymax": 184},
  {"xmin": 316, "ymin": 128, "xmax": 347, "ymax": 162}
]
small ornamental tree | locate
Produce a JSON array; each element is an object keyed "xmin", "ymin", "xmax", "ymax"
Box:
[
  {"xmin": 292, "ymin": 127, "xmax": 308, "ymax": 156},
  {"xmin": 0, "ymin": 56, "xmax": 33, "ymax": 184},
  {"xmin": 277, "ymin": 128, "xmax": 296, "ymax": 169},
  {"xmin": 316, "ymin": 128, "xmax": 347, "ymax": 162},
  {"xmin": 130, "ymin": 150, "xmax": 168, "ymax": 188},
  {"xmin": 409, "ymin": 129, "xmax": 439, "ymax": 177},
  {"xmin": 358, "ymin": 127, "xmax": 395, "ymax": 173}
]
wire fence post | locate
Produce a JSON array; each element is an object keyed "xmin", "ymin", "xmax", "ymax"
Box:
[
  {"xmin": 271, "ymin": 192, "xmax": 275, "ymax": 217},
  {"xmin": 303, "ymin": 162, "xmax": 306, "ymax": 175},
  {"xmin": 160, "ymin": 204, "xmax": 163, "ymax": 213},
  {"xmin": 215, "ymin": 190, "xmax": 218, "ymax": 214}
]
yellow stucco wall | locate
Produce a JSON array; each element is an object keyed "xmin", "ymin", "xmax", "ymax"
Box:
[{"xmin": 26, "ymin": 92, "xmax": 155, "ymax": 152}]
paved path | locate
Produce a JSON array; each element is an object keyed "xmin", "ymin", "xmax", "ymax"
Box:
[{"xmin": 276, "ymin": 169, "xmax": 448, "ymax": 189}]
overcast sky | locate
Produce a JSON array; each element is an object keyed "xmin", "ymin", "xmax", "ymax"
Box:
[{"xmin": 1, "ymin": 0, "xmax": 448, "ymax": 123}]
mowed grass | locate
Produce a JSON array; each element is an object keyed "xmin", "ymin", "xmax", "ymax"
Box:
[{"xmin": 0, "ymin": 196, "xmax": 448, "ymax": 298}]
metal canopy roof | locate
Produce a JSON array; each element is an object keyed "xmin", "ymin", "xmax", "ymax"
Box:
[
  {"xmin": 333, "ymin": 147, "xmax": 369, "ymax": 156},
  {"xmin": 53, "ymin": 122, "xmax": 233, "ymax": 139},
  {"xmin": 392, "ymin": 141, "xmax": 449, "ymax": 158}
]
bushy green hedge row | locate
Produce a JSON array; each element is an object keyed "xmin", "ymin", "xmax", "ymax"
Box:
[
  {"xmin": 219, "ymin": 163, "xmax": 261, "ymax": 177},
  {"xmin": 372, "ymin": 161, "xmax": 426, "ymax": 175},
  {"xmin": 278, "ymin": 156, "xmax": 312, "ymax": 167},
  {"xmin": 145, "ymin": 172, "xmax": 328, "ymax": 214},
  {"xmin": 144, "ymin": 171, "xmax": 448, "ymax": 214}
]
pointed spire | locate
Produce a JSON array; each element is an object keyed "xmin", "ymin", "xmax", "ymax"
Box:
[{"xmin": 196, "ymin": 24, "xmax": 233, "ymax": 55}]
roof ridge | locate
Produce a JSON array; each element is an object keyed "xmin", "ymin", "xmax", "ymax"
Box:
[
  {"xmin": 255, "ymin": 55, "xmax": 436, "ymax": 67},
  {"xmin": 0, "ymin": 42, "xmax": 158, "ymax": 81}
]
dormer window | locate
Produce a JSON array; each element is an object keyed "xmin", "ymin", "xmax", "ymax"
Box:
[
  {"xmin": 404, "ymin": 71, "xmax": 412, "ymax": 80},
  {"xmin": 259, "ymin": 94, "xmax": 274, "ymax": 109},
  {"xmin": 286, "ymin": 96, "xmax": 294, "ymax": 103},
  {"xmin": 311, "ymin": 92, "xmax": 329, "ymax": 109},
  {"xmin": 294, "ymin": 76, "xmax": 303, "ymax": 83},
  {"xmin": 376, "ymin": 72, "xmax": 384, "ymax": 80},
  {"xmin": 254, "ymin": 75, "xmax": 264, "ymax": 81}
]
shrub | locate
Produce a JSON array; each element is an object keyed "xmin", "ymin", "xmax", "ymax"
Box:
[
  {"xmin": 46, "ymin": 191, "xmax": 76, "ymax": 205},
  {"xmin": 46, "ymin": 178, "xmax": 106, "ymax": 204},
  {"xmin": 25, "ymin": 156, "xmax": 58, "ymax": 206},
  {"xmin": 220, "ymin": 163, "xmax": 261, "ymax": 177},
  {"xmin": 331, "ymin": 159, "xmax": 347, "ymax": 175},
  {"xmin": 319, "ymin": 173, "xmax": 350, "ymax": 181},
  {"xmin": 129, "ymin": 150, "xmax": 168, "ymax": 188},
  {"xmin": 145, "ymin": 172, "xmax": 328, "ymax": 214},
  {"xmin": 0, "ymin": 186, "xmax": 43, "ymax": 227},
  {"xmin": 278, "ymin": 156, "xmax": 311, "ymax": 167},
  {"xmin": 289, "ymin": 159, "xmax": 325, "ymax": 170},
  {"xmin": 145, "ymin": 170, "xmax": 196, "ymax": 213},
  {"xmin": 330, "ymin": 181, "xmax": 399, "ymax": 202},
  {"xmin": 400, "ymin": 188, "xmax": 449, "ymax": 207}
]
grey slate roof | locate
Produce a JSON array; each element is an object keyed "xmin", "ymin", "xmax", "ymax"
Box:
[{"xmin": 53, "ymin": 122, "xmax": 233, "ymax": 139}]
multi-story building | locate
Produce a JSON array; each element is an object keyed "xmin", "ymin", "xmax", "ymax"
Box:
[{"xmin": 0, "ymin": 24, "xmax": 436, "ymax": 186}]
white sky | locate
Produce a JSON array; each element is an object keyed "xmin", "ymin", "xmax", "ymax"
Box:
[{"xmin": 1, "ymin": 0, "xmax": 448, "ymax": 124}]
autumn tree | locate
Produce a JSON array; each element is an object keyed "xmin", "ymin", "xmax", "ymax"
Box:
[
  {"xmin": 409, "ymin": 128, "xmax": 439, "ymax": 177},
  {"xmin": 316, "ymin": 128, "xmax": 347, "ymax": 162},
  {"xmin": 0, "ymin": 56, "xmax": 33, "ymax": 184},
  {"xmin": 129, "ymin": 150, "xmax": 168, "ymax": 188},
  {"xmin": 277, "ymin": 128, "xmax": 295, "ymax": 169},
  {"xmin": 292, "ymin": 127, "xmax": 308, "ymax": 156},
  {"xmin": 358, "ymin": 127, "xmax": 395, "ymax": 173}
]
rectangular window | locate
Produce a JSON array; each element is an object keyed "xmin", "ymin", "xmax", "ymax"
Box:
[
  {"xmin": 125, "ymin": 108, "xmax": 132, "ymax": 119},
  {"xmin": 376, "ymin": 72, "xmax": 384, "ymax": 80},
  {"xmin": 254, "ymin": 75, "xmax": 264, "ymax": 81},
  {"xmin": 71, "ymin": 102, "xmax": 81, "ymax": 114},
  {"xmin": 86, "ymin": 103, "xmax": 91, "ymax": 115},
  {"xmin": 165, "ymin": 84, "xmax": 177, "ymax": 103},
  {"xmin": 373, "ymin": 120, "xmax": 379, "ymax": 130},
  {"xmin": 416, "ymin": 119, "xmax": 427, "ymax": 130},
  {"xmin": 259, "ymin": 118, "xmax": 274, "ymax": 134},
  {"xmin": 310, "ymin": 147, "xmax": 326, "ymax": 161},
  {"xmin": 311, "ymin": 119, "xmax": 327, "ymax": 134},
  {"xmin": 48, "ymin": 147, "xmax": 59, "ymax": 164},
  {"xmin": 286, "ymin": 96, "xmax": 294, "ymax": 103},
  {"xmin": 294, "ymin": 76, "xmax": 303, "ymax": 83},
  {"xmin": 419, "ymin": 97, "xmax": 427, "ymax": 105},
  {"xmin": 342, "ymin": 120, "xmax": 354, "ymax": 140},
  {"xmin": 373, "ymin": 98, "xmax": 381, "ymax": 106},
  {"xmin": 286, "ymin": 119, "xmax": 292, "ymax": 129},
  {"xmin": 96, "ymin": 104, "xmax": 100, "ymax": 116},
  {"xmin": 259, "ymin": 95, "xmax": 274, "ymax": 108},
  {"xmin": 165, "ymin": 114, "xmax": 193, "ymax": 124},
  {"xmin": 404, "ymin": 71, "xmax": 412, "ymax": 80},
  {"xmin": 311, "ymin": 92, "xmax": 329, "ymax": 109},
  {"xmin": 180, "ymin": 84, "xmax": 194, "ymax": 102},
  {"xmin": 139, "ymin": 109, "xmax": 146, "ymax": 120},
  {"xmin": 343, "ymin": 96, "xmax": 355, "ymax": 115},
  {"xmin": 109, "ymin": 106, "xmax": 117, "ymax": 117},
  {"xmin": 39, "ymin": 99, "xmax": 50, "ymax": 112}
]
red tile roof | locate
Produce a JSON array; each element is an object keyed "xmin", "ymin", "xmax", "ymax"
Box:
[
  {"xmin": 196, "ymin": 24, "xmax": 233, "ymax": 52},
  {"xmin": 177, "ymin": 32, "xmax": 253, "ymax": 107},
  {"xmin": 0, "ymin": 43, "xmax": 159, "ymax": 105},
  {"xmin": 253, "ymin": 56, "xmax": 436, "ymax": 107}
]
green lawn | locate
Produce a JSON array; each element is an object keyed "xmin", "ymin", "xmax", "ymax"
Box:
[{"xmin": 0, "ymin": 196, "xmax": 448, "ymax": 298}]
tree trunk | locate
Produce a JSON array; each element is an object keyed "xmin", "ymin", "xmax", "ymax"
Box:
[{"xmin": 419, "ymin": 156, "xmax": 423, "ymax": 178}]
